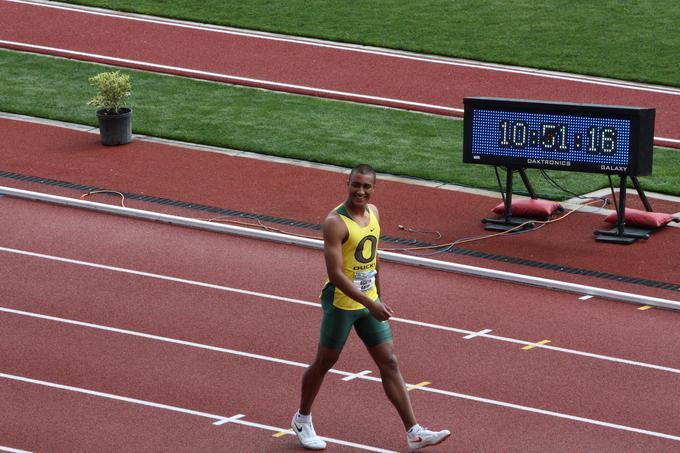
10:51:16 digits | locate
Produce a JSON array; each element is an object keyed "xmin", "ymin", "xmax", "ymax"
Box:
[{"xmin": 499, "ymin": 120, "xmax": 617, "ymax": 154}]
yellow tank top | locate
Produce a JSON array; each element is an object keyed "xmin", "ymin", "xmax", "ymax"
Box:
[{"xmin": 328, "ymin": 204, "xmax": 380, "ymax": 310}]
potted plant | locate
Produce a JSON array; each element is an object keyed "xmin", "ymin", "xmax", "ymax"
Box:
[{"xmin": 87, "ymin": 70, "xmax": 133, "ymax": 146}]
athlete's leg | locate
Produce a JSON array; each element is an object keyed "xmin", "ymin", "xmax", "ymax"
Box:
[
  {"xmin": 295, "ymin": 348, "xmax": 335, "ymax": 450},
  {"xmin": 299, "ymin": 284, "xmax": 353, "ymax": 415},
  {"xmin": 367, "ymin": 341, "xmax": 417, "ymax": 430},
  {"xmin": 299, "ymin": 344, "xmax": 342, "ymax": 415}
]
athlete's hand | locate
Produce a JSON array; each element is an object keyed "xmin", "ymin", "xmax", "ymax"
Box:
[{"xmin": 368, "ymin": 300, "xmax": 394, "ymax": 321}]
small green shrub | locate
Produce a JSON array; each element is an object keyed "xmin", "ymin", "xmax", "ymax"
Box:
[{"xmin": 87, "ymin": 71, "xmax": 131, "ymax": 113}]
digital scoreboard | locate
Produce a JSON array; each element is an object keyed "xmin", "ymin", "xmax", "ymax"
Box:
[{"xmin": 463, "ymin": 98, "xmax": 655, "ymax": 175}]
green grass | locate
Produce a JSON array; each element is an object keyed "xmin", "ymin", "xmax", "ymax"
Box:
[
  {"xmin": 1, "ymin": 50, "xmax": 677, "ymax": 199},
  {"xmin": 62, "ymin": 0, "xmax": 680, "ymax": 87}
]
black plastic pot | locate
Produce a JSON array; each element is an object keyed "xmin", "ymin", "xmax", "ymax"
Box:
[{"xmin": 96, "ymin": 108, "xmax": 132, "ymax": 146}]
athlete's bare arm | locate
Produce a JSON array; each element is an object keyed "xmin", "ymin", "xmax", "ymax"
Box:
[
  {"xmin": 370, "ymin": 204, "xmax": 382, "ymax": 298},
  {"xmin": 323, "ymin": 209, "xmax": 393, "ymax": 321}
]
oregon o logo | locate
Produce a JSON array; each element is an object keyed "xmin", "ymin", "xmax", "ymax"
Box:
[{"xmin": 354, "ymin": 236, "xmax": 377, "ymax": 263}]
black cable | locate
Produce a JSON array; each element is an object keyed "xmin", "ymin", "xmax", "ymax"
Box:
[
  {"xmin": 539, "ymin": 169, "xmax": 586, "ymax": 199},
  {"xmin": 499, "ymin": 167, "xmax": 564, "ymax": 200},
  {"xmin": 539, "ymin": 169, "xmax": 582, "ymax": 198},
  {"xmin": 397, "ymin": 224, "xmax": 442, "ymax": 240},
  {"xmin": 494, "ymin": 166, "xmax": 506, "ymax": 204},
  {"xmin": 540, "ymin": 169, "xmax": 609, "ymax": 207}
]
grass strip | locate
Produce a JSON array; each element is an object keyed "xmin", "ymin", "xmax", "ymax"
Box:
[
  {"xmin": 62, "ymin": 0, "xmax": 680, "ymax": 87},
  {"xmin": 0, "ymin": 50, "xmax": 677, "ymax": 199}
]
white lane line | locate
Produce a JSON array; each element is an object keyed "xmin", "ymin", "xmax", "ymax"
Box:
[
  {"xmin": 415, "ymin": 384, "xmax": 680, "ymax": 442},
  {"xmin": 656, "ymin": 137, "xmax": 680, "ymax": 144},
  {"xmin": 463, "ymin": 328, "xmax": 492, "ymax": 340},
  {"xmin": 0, "ymin": 306, "xmax": 317, "ymax": 370},
  {"xmin": 0, "ymin": 373, "xmax": 394, "ymax": 452},
  {"xmin": 0, "ymin": 245, "xmax": 321, "ymax": 307},
  {"xmin": 1, "ymin": 245, "xmax": 679, "ymax": 375},
  {"xmin": 390, "ymin": 314, "xmax": 680, "ymax": 374},
  {"xmin": 1, "ymin": 310, "xmax": 679, "ymax": 442},
  {"xmin": 579, "ymin": 295, "xmax": 594, "ymax": 301},
  {"xmin": 6, "ymin": 0, "xmax": 680, "ymax": 96},
  {"xmin": 0, "ymin": 447, "xmax": 33, "ymax": 453},
  {"xmin": 5, "ymin": 185, "xmax": 676, "ymax": 308},
  {"xmin": 2, "ymin": 39, "xmax": 677, "ymax": 146},
  {"xmin": 0, "ymin": 40, "xmax": 463, "ymax": 114}
]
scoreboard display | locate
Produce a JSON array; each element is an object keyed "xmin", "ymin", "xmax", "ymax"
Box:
[{"xmin": 463, "ymin": 98, "xmax": 655, "ymax": 175}]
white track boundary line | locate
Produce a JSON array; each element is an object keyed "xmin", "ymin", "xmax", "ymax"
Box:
[
  {"xmin": 1, "ymin": 186, "xmax": 678, "ymax": 310},
  {"xmin": 0, "ymin": 40, "xmax": 463, "ymax": 114},
  {"xmin": 1, "ymin": 308, "xmax": 679, "ymax": 442},
  {"xmin": 6, "ymin": 0, "xmax": 680, "ymax": 97},
  {"xmin": 0, "ymin": 372, "xmax": 393, "ymax": 452},
  {"xmin": 1, "ymin": 247, "xmax": 679, "ymax": 376},
  {"xmin": 0, "ymin": 111, "xmax": 676, "ymax": 206}
]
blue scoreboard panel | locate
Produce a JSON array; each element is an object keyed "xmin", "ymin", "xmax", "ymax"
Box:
[{"xmin": 463, "ymin": 98, "xmax": 655, "ymax": 175}]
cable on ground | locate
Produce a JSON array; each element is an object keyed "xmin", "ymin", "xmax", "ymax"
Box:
[
  {"xmin": 380, "ymin": 199, "xmax": 603, "ymax": 256},
  {"xmin": 80, "ymin": 190, "xmax": 126, "ymax": 207}
]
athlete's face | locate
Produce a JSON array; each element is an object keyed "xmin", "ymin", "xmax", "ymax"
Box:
[{"xmin": 347, "ymin": 171, "xmax": 375, "ymax": 209}]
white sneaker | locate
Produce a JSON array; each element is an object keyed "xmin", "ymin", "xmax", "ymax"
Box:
[
  {"xmin": 291, "ymin": 413, "xmax": 327, "ymax": 450},
  {"xmin": 407, "ymin": 426, "xmax": 451, "ymax": 451}
]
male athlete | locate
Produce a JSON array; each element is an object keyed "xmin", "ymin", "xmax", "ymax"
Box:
[{"xmin": 292, "ymin": 164, "xmax": 450, "ymax": 451}]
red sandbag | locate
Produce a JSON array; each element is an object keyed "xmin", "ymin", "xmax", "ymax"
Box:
[
  {"xmin": 604, "ymin": 208, "xmax": 677, "ymax": 228},
  {"xmin": 492, "ymin": 198, "xmax": 562, "ymax": 217}
]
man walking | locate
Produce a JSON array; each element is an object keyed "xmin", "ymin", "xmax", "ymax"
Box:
[{"xmin": 292, "ymin": 164, "xmax": 450, "ymax": 451}]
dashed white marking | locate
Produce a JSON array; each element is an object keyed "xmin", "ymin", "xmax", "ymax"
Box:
[
  {"xmin": 1, "ymin": 314, "xmax": 679, "ymax": 442},
  {"xmin": 579, "ymin": 295, "xmax": 594, "ymax": 301},
  {"xmin": 463, "ymin": 328, "xmax": 492, "ymax": 339},
  {"xmin": 213, "ymin": 413, "xmax": 245, "ymax": 425},
  {"xmin": 392, "ymin": 314, "xmax": 680, "ymax": 374},
  {"xmin": 341, "ymin": 370, "xmax": 372, "ymax": 381}
]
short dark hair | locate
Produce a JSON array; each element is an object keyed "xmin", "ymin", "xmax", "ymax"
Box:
[{"xmin": 349, "ymin": 164, "xmax": 376, "ymax": 182}]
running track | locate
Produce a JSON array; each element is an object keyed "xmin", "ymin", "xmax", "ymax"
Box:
[
  {"xmin": 1, "ymin": 195, "xmax": 679, "ymax": 451},
  {"xmin": 2, "ymin": 117, "xmax": 679, "ymax": 300},
  {"xmin": 1, "ymin": 2, "xmax": 679, "ymax": 450},
  {"xmin": 1, "ymin": 0, "xmax": 679, "ymax": 148}
]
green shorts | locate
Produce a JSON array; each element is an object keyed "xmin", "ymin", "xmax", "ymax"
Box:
[{"xmin": 319, "ymin": 283, "xmax": 393, "ymax": 351}]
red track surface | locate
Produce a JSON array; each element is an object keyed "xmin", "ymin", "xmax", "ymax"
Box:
[
  {"xmin": 1, "ymin": 0, "xmax": 679, "ymax": 148},
  {"xmin": 1, "ymin": 1, "xmax": 680, "ymax": 450},
  {"xmin": 2, "ymin": 195, "xmax": 679, "ymax": 451},
  {"xmin": 2, "ymin": 118, "xmax": 679, "ymax": 299}
]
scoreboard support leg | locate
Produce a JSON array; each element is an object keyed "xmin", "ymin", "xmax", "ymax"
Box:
[
  {"xmin": 594, "ymin": 174, "xmax": 651, "ymax": 244},
  {"xmin": 482, "ymin": 166, "xmax": 536, "ymax": 232},
  {"xmin": 518, "ymin": 168, "xmax": 537, "ymax": 199},
  {"xmin": 630, "ymin": 176, "xmax": 653, "ymax": 212}
]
